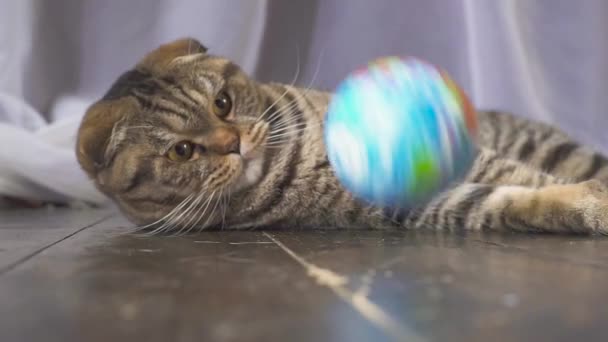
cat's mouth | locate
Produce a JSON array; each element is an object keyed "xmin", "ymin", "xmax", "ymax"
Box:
[
  {"xmin": 228, "ymin": 120, "xmax": 269, "ymax": 192},
  {"xmin": 241, "ymin": 154, "xmax": 264, "ymax": 182},
  {"xmin": 230, "ymin": 152, "xmax": 264, "ymax": 193}
]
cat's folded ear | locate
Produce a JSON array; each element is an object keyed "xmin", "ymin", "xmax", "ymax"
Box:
[
  {"xmin": 138, "ymin": 38, "xmax": 208, "ymax": 73},
  {"xmin": 76, "ymin": 98, "xmax": 136, "ymax": 177}
]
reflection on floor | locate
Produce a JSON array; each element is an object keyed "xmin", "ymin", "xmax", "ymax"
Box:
[{"xmin": 1, "ymin": 208, "xmax": 608, "ymax": 342}]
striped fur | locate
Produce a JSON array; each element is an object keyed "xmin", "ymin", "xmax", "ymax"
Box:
[{"xmin": 76, "ymin": 38, "xmax": 608, "ymax": 234}]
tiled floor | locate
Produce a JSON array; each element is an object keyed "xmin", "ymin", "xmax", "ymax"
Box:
[{"xmin": 2, "ymin": 208, "xmax": 608, "ymax": 342}]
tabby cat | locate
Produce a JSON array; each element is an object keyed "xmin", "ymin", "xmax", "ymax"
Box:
[{"xmin": 76, "ymin": 38, "xmax": 608, "ymax": 235}]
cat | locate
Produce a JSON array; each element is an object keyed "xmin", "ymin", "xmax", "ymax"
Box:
[{"xmin": 76, "ymin": 38, "xmax": 608, "ymax": 235}]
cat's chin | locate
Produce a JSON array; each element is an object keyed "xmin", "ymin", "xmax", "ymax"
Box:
[{"xmin": 231, "ymin": 153, "xmax": 265, "ymax": 193}]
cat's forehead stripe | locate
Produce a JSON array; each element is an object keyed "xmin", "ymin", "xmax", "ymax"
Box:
[
  {"xmin": 162, "ymin": 113, "xmax": 189, "ymax": 131},
  {"xmin": 180, "ymin": 85, "xmax": 208, "ymax": 107},
  {"xmin": 197, "ymin": 76, "xmax": 215, "ymax": 94}
]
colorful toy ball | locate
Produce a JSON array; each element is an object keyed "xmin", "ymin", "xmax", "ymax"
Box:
[{"xmin": 324, "ymin": 56, "xmax": 479, "ymax": 208}]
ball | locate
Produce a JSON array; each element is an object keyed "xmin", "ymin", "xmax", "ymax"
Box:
[{"xmin": 324, "ymin": 57, "xmax": 479, "ymax": 208}]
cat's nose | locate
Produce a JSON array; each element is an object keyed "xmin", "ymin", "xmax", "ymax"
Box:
[
  {"xmin": 226, "ymin": 136, "xmax": 240, "ymax": 154},
  {"xmin": 207, "ymin": 127, "xmax": 240, "ymax": 155}
]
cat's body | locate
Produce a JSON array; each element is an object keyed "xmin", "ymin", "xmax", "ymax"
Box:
[{"xmin": 76, "ymin": 38, "xmax": 608, "ymax": 234}]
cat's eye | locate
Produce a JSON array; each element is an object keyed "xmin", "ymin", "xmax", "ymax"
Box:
[
  {"xmin": 168, "ymin": 140, "xmax": 195, "ymax": 162},
  {"xmin": 213, "ymin": 91, "xmax": 232, "ymax": 118}
]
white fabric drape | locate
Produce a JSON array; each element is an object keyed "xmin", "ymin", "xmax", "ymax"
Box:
[{"xmin": 1, "ymin": 0, "xmax": 606, "ymax": 205}]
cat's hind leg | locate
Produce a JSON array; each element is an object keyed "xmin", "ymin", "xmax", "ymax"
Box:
[
  {"xmin": 401, "ymin": 148, "xmax": 608, "ymax": 234},
  {"xmin": 407, "ymin": 180, "xmax": 608, "ymax": 234}
]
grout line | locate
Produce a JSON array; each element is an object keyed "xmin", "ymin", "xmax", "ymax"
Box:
[
  {"xmin": 0, "ymin": 214, "xmax": 113, "ymax": 276},
  {"xmin": 263, "ymin": 232, "xmax": 426, "ymax": 342}
]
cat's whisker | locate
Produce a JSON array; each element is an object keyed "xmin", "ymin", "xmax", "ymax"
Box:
[
  {"xmin": 269, "ymin": 108, "xmax": 305, "ymax": 128},
  {"xmin": 263, "ymin": 132, "xmax": 322, "ymax": 148},
  {"xmin": 266, "ymin": 89, "xmax": 318, "ymax": 127},
  {"xmin": 146, "ymin": 190, "xmax": 205, "ymax": 236},
  {"xmin": 171, "ymin": 189, "xmax": 210, "ymax": 236},
  {"xmin": 266, "ymin": 114, "xmax": 292, "ymax": 132},
  {"xmin": 180, "ymin": 190, "xmax": 217, "ymax": 236},
  {"xmin": 269, "ymin": 120, "xmax": 311, "ymax": 136},
  {"xmin": 264, "ymin": 93, "xmax": 309, "ymax": 125},
  {"xmin": 258, "ymin": 90, "xmax": 289, "ymax": 123},
  {"xmin": 163, "ymin": 191, "xmax": 211, "ymax": 235},
  {"xmin": 268, "ymin": 123, "xmax": 322, "ymax": 140},
  {"xmin": 263, "ymin": 141, "xmax": 296, "ymax": 148},
  {"xmin": 218, "ymin": 187, "xmax": 230, "ymax": 230},
  {"xmin": 264, "ymin": 99, "xmax": 299, "ymax": 124},
  {"xmin": 182, "ymin": 190, "xmax": 217, "ymax": 236},
  {"xmin": 264, "ymin": 49, "xmax": 324, "ymax": 125},
  {"xmin": 267, "ymin": 113, "xmax": 308, "ymax": 137},
  {"xmin": 270, "ymin": 92, "xmax": 308, "ymax": 116},
  {"xmin": 263, "ymin": 55, "xmax": 322, "ymax": 125},
  {"xmin": 219, "ymin": 188, "xmax": 229, "ymax": 230},
  {"xmin": 261, "ymin": 144, "xmax": 285, "ymax": 150},
  {"xmin": 262, "ymin": 139, "xmax": 305, "ymax": 148},
  {"xmin": 224, "ymin": 188, "xmax": 232, "ymax": 230},
  {"xmin": 257, "ymin": 48, "xmax": 301, "ymax": 122},
  {"xmin": 125, "ymin": 193, "xmax": 196, "ymax": 234},
  {"xmin": 267, "ymin": 131, "xmax": 300, "ymax": 141},
  {"xmin": 263, "ymin": 144, "xmax": 287, "ymax": 149},
  {"xmin": 197, "ymin": 189, "xmax": 224, "ymax": 233},
  {"xmin": 265, "ymin": 130, "xmax": 308, "ymax": 143},
  {"xmin": 264, "ymin": 97, "xmax": 303, "ymax": 126}
]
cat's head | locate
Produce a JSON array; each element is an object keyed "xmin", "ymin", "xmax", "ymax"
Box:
[{"xmin": 76, "ymin": 38, "xmax": 269, "ymax": 227}]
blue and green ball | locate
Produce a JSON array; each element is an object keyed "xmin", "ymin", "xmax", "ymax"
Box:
[{"xmin": 324, "ymin": 57, "xmax": 479, "ymax": 208}]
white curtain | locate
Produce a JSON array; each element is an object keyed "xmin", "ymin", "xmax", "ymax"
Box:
[{"xmin": 1, "ymin": 0, "xmax": 606, "ymax": 205}]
